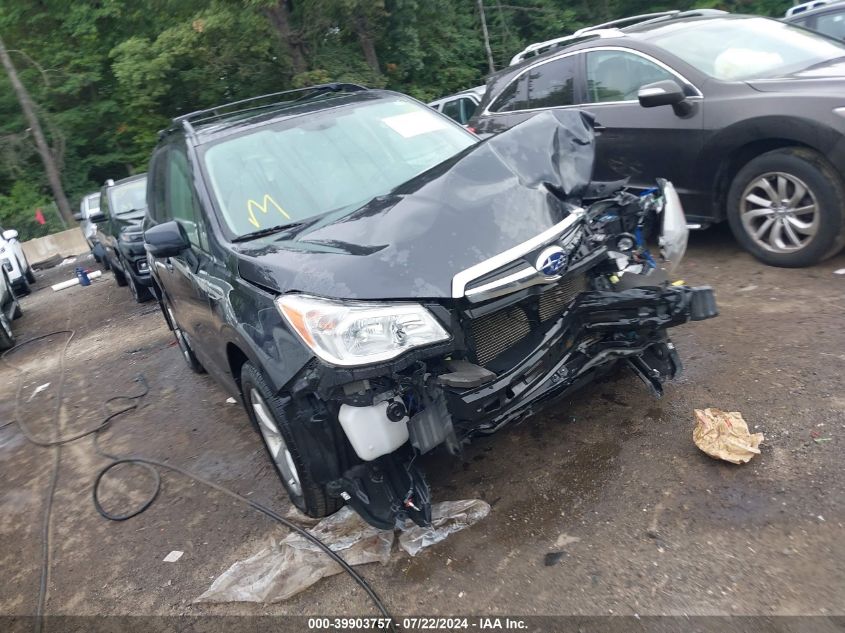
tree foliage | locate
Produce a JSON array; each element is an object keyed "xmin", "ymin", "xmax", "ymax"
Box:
[{"xmin": 0, "ymin": 0, "xmax": 788, "ymax": 239}]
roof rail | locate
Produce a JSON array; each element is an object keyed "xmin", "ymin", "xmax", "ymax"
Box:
[
  {"xmin": 785, "ymin": 0, "xmax": 834, "ymax": 16},
  {"xmin": 172, "ymin": 83, "xmax": 369, "ymax": 127},
  {"xmin": 508, "ymin": 29, "xmax": 622, "ymax": 66},
  {"xmin": 508, "ymin": 9, "xmax": 728, "ymax": 67},
  {"xmin": 574, "ymin": 10, "xmax": 680, "ymax": 34}
]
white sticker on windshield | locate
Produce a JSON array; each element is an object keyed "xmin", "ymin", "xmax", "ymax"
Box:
[{"xmin": 382, "ymin": 110, "xmax": 449, "ymax": 138}]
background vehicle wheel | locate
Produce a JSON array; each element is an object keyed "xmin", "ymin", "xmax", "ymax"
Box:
[
  {"xmin": 14, "ymin": 275, "xmax": 30, "ymax": 296},
  {"xmin": 164, "ymin": 303, "xmax": 204, "ymax": 373},
  {"xmin": 11, "ymin": 293, "xmax": 21, "ymax": 319},
  {"xmin": 127, "ymin": 273, "xmax": 153, "ymax": 303},
  {"xmin": 111, "ymin": 258, "xmax": 128, "ymax": 286},
  {"xmin": 0, "ymin": 312, "xmax": 15, "ymax": 350},
  {"xmin": 727, "ymin": 148, "xmax": 845, "ymax": 267},
  {"xmin": 240, "ymin": 361, "xmax": 341, "ymax": 519},
  {"xmin": 102, "ymin": 255, "xmax": 111, "ymax": 271},
  {"xmin": 25, "ymin": 267, "xmax": 36, "ymax": 284}
]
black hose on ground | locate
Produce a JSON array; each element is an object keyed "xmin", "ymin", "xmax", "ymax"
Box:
[{"xmin": 2, "ymin": 330, "xmax": 394, "ymax": 627}]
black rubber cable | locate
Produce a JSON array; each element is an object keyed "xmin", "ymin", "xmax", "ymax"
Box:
[{"xmin": 2, "ymin": 330, "xmax": 394, "ymax": 626}]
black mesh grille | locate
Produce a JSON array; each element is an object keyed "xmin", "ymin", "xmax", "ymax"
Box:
[
  {"xmin": 467, "ymin": 273, "xmax": 589, "ymax": 366},
  {"xmin": 538, "ymin": 273, "xmax": 588, "ymax": 322},
  {"xmin": 468, "ymin": 305, "xmax": 532, "ymax": 366}
]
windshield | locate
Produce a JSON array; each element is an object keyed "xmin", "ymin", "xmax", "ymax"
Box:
[
  {"xmin": 201, "ymin": 97, "xmax": 476, "ymax": 238},
  {"xmin": 648, "ymin": 17, "xmax": 845, "ymax": 80},
  {"xmin": 109, "ymin": 178, "xmax": 147, "ymax": 215}
]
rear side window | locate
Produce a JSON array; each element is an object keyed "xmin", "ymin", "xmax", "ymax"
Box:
[
  {"xmin": 526, "ymin": 56, "xmax": 577, "ymax": 108},
  {"xmin": 490, "ymin": 75, "xmax": 529, "ymax": 112}
]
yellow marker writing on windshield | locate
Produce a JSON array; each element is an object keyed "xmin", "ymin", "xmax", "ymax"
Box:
[{"xmin": 246, "ymin": 194, "xmax": 291, "ymax": 228}]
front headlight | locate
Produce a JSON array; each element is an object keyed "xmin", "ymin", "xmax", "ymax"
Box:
[
  {"xmin": 120, "ymin": 231, "xmax": 144, "ymax": 243},
  {"xmin": 277, "ymin": 294, "xmax": 450, "ymax": 366}
]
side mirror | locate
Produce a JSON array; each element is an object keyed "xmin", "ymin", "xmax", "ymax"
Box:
[
  {"xmin": 638, "ymin": 80, "xmax": 692, "ymax": 116},
  {"xmin": 73, "ymin": 212, "xmax": 84, "ymax": 222},
  {"xmin": 2, "ymin": 229, "xmax": 18, "ymax": 240},
  {"xmin": 144, "ymin": 221, "xmax": 189, "ymax": 258}
]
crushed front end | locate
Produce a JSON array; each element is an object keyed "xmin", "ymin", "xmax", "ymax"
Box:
[{"xmin": 274, "ymin": 112, "xmax": 717, "ymax": 530}]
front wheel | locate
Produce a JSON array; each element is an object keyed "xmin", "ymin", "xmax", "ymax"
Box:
[
  {"xmin": 111, "ymin": 258, "xmax": 128, "ymax": 286},
  {"xmin": 25, "ymin": 267, "xmax": 36, "ymax": 284},
  {"xmin": 127, "ymin": 273, "xmax": 153, "ymax": 303},
  {"xmin": 727, "ymin": 148, "xmax": 845, "ymax": 267},
  {"xmin": 240, "ymin": 362, "xmax": 341, "ymax": 518},
  {"xmin": 0, "ymin": 312, "xmax": 15, "ymax": 351}
]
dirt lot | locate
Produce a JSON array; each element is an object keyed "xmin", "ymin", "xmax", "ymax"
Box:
[{"xmin": 0, "ymin": 227, "xmax": 843, "ymax": 627}]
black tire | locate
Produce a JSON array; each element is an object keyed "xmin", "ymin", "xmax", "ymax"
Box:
[
  {"xmin": 111, "ymin": 257, "xmax": 128, "ymax": 286},
  {"xmin": 25, "ymin": 267, "xmax": 36, "ymax": 284},
  {"xmin": 127, "ymin": 273, "xmax": 153, "ymax": 303},
  {"xmin": 0, "ymin": 312, "xmax": 14, "ymax": 351},
  {"xmin": 11, "ymin": 293, "xmax": 22, "ymax": 319},
  {"xmin": 240, "ymin": 361, "xmax": 341, "ymax": 518},
  {"xmin": 14, "ymin": 275, "xmax": 30, "ymax": 296},
  {"xmin": 92, "ymin": 249, "xmax": 102, "ymax": 264},
  {"xmin": 164, "ymin": 302, "xmax": 205, "ymax": 373},
  {"xmin": 102, "ymin": 254, "xmax": 111, "ymax": 271},
  {"xmin": 727, "ymin": 147, "xmax": 845, "ymax": 267}
]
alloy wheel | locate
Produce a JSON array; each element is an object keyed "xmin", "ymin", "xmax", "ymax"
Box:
[
  {"xmin": 740, "ymin": 172, "xmax": 819, "ymax": 253},
  {"xmin": 249, "ymin": 387, "xmax": 302, "ymax": 497}
]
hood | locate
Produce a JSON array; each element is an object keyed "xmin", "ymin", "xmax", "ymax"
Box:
[
  {"xmin": 747, "ymin": 58, "xmax": 845, "ymax": 93},
  {"xmin": 235, "ymin": 110, "xmax": 596, "ymax": 301},
  {"xmin": 114, "ymin": 209, "xmax": 146, "ymax": 234}
]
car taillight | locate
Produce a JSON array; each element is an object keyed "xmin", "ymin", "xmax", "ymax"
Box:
[{"xmin": 466, "ymin": 126, "xmax": 477, "ymax": 134}]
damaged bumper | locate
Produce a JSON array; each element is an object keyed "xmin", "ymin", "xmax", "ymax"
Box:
[
  {"xmin": 325, "ymin": 282, "xmax": 717, "ymax": 530},
  {"xmin": 444, "ymin": 285, "xmax": 717, "ymax": 434}
]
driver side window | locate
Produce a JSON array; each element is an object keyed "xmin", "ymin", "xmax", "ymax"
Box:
[
  {"xmin": 586, "ymin": 50, "xmax": 676, "ymax": 103},
  {"xmin": 166, "ymin": 146, "xmax": 208, "ymax": 251}
]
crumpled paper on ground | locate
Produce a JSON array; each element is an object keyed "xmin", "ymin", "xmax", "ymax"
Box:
[
  {"xmin": 693, "ymin": 408, "xmax": 764, "ymax": 464},
  {"xmin": 196, "ymin": 499, "xmax": 490, "ymax": 604}
]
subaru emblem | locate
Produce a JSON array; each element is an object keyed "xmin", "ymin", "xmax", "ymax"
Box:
[{"xmin": 535, "ymin": 246, "xmax": 568, "ymax": 278}]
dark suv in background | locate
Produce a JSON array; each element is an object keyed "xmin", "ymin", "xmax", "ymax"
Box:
[
  {"xmin": 142, "ymin": 84, "xmax": 715, "ymax": 529},
  {"xmin": 470, "ymin": 10, "xmax": 845, "ymax": 268},
  {"xmin": 96, "ymin": 174, "xmax": 153, "ymax": 302}
]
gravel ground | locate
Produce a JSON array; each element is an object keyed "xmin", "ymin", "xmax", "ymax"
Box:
[{"xmin": 0, "ymin": 226, "xmax": 843, "ymax": 630}]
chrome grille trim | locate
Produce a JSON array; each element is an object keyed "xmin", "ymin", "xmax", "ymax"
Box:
[{"xmin": 451, "ymin": 209, "xmax": 585, "ymax": 299}]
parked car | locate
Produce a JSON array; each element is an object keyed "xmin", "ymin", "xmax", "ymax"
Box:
[
  {"xmin": 0, "ymin": 226, "xmax": 36, "ymax": 294},
  {"xmin": 143, "ymin": 84, "xmax": 716, "ymax": 529},
  {"xmin": 429, "ymin": 86, "xmax": 485, "ymax": 126},
  {"xmin": 469, "ymin": 10, "xmax": 845, "ymax": 268},
  {"xmin": 785, "ymin": 1, "xmax": 845, "ymax": 39},
  {"xmin": 74, "ymin": 191, "xmax": 106, "ymax": 262},
  {"xmin": 0, "ymin": 266, "xmax": 22, "ymax": 350},
  {"xmin": 95, "ymin": 174, "xmax": 153, "ymax": 302}
]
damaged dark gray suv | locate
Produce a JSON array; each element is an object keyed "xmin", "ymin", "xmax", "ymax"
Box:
[{"xmin": 143, "ymin": 84, "xmax": 717, "ymax": 529}]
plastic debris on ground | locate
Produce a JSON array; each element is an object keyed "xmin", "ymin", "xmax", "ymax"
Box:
[
  {"xmin": 693, "ymin": 408, "xmax": 764, "ymax": 464},
  {"xmin": 163, "ymin": 550, "xmax": 184, "ymax": 562},
  {"xmin": 196, "ymin": 499, "xmax": 490, "ymax": 604},
  {"xmin": 834, "ymin": 268, "xmax": 845, "ymax": 275},
  {"xmin": 27, "ymin": 382, "xmax": 51, "ymax": 402}
]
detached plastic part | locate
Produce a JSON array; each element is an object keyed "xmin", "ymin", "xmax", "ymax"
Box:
[
  {"xmin": 657, "ymin": 179, "xmax": 689, "ymax": 274},
  {"xmin": 195, "ymin": 499, "xmax": 490, "ymax": 604}
]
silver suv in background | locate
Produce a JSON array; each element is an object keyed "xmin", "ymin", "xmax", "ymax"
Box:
[{"xmin": 428, "ymin": 86, "xmax": 484, "ymax": 126}]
